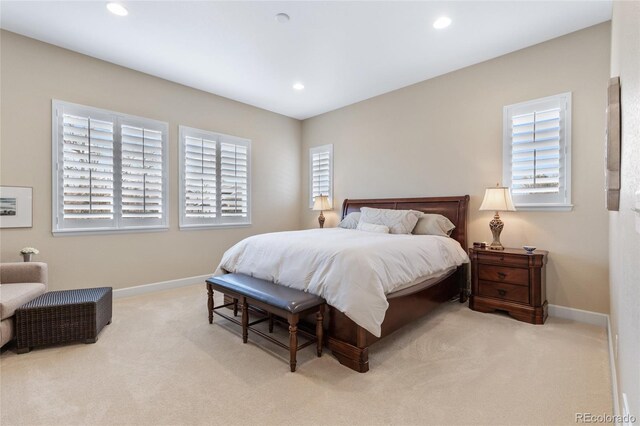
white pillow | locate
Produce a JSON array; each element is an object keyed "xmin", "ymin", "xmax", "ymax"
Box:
[
  {"xmin": 359, "ymin": 207, "xmax": 421, "ymax": 235},
  {"xmin": 356, "ymin": 221, "xmax": 389, "ymax": 234},
  {"xmin": 412, "ymin": 213, "xmax": 456, "ymax": 237},
  {"xmin": 338, "ymin": 212, "xmax": 361, "ymax": 229}
]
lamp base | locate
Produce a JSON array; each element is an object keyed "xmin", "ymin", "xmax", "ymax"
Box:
[
  {"xmin": 488, "ymin": 212, "xmax": 505, "ymax": 250},
  {"xmin": 318, "ymin": 211, "xmax": 325, "ymax": 229}
]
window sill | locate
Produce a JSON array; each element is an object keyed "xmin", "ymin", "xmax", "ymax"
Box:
[
  {"xmin": 53, "ymin": 226, "xmax": 169, "ymax": 237},
  {"xmin": 514, "ymin": 204, "xmax": 574, "ymax": 212},
  {"xmin": 179, "ymin": 223, "xmax": 252, "ymax": 231}
]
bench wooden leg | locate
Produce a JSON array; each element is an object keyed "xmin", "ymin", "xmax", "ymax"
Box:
[
  {"xmin": 241, "ymin": 297, "xmax": 249, "ymax": 344},
  {"xmin": 207, "ymin": 283, "xmax": 214, "ymax": 324},
  {"xmin": 316, "ymin": 304, "xmax": 324, "ymax": 357},
  {"xmin": 288, "ymin": 314, "xmax": 299, "ymax": 372},
  {"xmin": 268, "ymin": 313, "xmax": 274, "ymax": 333},
  {"xmin": 233, "ymin": 298, "xmax": 238, "ymax": 317}
]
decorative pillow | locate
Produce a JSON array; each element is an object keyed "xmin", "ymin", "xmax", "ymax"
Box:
[
  {"xmin": 356, "ymin": 221, "xmax": 389, "ymax": 234},
  {"xmin": 412, "ymin": 213, "xmax": 456, "ymax": 237},
  {"xmin": 338, "ymin": 212, "xmax": 361, "ymax": 229},
  {"xmin": 359, "ymin": 207, "xmax": 421, "ymax": 235}
]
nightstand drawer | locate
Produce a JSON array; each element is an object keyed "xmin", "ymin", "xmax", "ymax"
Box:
[
  {"xmin": 469, "ymin": 247, "xmax": 547, "ymax": 324},
  {"xmin": 478, "ymin": 280, "xmax": 529, "ymax": 304},
  {"xmin": 478, "ymin": 265, "xmax": 529, "ymax": 286},
  {"xmin": 476, "ymin": 252, "xmax": 529, "ymax": 267}
]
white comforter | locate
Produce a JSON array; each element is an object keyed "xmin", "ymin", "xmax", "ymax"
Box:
[{"xmin": 215, "ymin": 228, "xmax": 469, "ymax": 337}]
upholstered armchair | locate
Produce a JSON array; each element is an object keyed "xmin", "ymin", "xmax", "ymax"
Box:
[{"xmin": 0, "ymin": 262, "xmax": 48, "ymax": 348}]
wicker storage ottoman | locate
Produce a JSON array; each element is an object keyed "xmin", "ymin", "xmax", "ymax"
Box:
[{"xmin": 15, "ymin": 287, "xmax": 112, "ymax": 354}]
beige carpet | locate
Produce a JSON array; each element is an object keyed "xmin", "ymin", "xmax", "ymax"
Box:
[{"xmin": 1, "ymin": 285, "xmax": 611, "ymax": 425}]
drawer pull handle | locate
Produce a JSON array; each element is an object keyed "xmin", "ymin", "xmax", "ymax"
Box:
[
  {"xmin": 497, "ymin": 289, "xmax": 507, "ymax": 296},
  {"xmin": 497, "ymin": 272, "xmax": 507, "ymax": 279},
  {"xmin": 499, "ymin": 256, "xmax": 504, "ymax": 261}
]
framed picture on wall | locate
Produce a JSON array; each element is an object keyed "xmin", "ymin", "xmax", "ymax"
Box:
[
  {"xmin": 0, "ymin": 186, "xmax": 33, "ymax": 228},
  {"xmin": 605, "ymin": 76, "xmax": 621, "ymax": 211}
]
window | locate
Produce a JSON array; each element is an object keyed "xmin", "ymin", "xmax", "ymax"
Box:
[
  {"xmin": 309, "ymin": 144, "xmax": 333, "ymax": 208},
  {"xmin": 179, "ymin": 126, "xmax": 251, "ymax": 229},
  {"xmin": 52, "ymin": 100, "xmax": 168, "ymax": 234},
  {"xmin": 502, "ymin": 93, "xmax": 572, "ymax": 211}
]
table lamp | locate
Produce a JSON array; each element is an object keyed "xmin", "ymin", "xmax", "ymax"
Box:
[
  {"xmin": 479, "ymin": 184, "xmax": 516, "ymax": 250},
  {"xmin": 313, "ymin": 195, "xmax": 331, "ymax": 228}
]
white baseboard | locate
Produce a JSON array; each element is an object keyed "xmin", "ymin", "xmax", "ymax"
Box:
[
  {"xmin": 607, "ymin": 316, "xmax": 621, "ymax": 423},
  {"xmin": 548, "ymin": 304, "xmax": 609, "ymax": 327},
  {"xmin": 549, "ymin": 305, "xmax": 619, "ymax": 422},
  {"xmin": 113, "ymin": 273, "xmax": 212, "ymax": 299}
]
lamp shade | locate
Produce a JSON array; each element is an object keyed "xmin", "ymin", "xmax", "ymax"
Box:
[
  {"xmin": 479, "ymin": 187, "xmax": 516, "ymax": 212},
  {"xmin": 313, "ymin": 195, "xmax": 331, "ymax": 211}
]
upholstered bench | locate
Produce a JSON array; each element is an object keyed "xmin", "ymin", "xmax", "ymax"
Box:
[
  {"xmin": 15, "ymin": 287, "xmax": 112, "ymax": 354},
  {"xmin": 206, "ymin": 274, "xmax": 325, "ymax": 372}
]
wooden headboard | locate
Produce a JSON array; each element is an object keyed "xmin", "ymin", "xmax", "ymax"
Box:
[{"xmin": 341, "ymin": 195, "xmax": 470, "ymax": 249}]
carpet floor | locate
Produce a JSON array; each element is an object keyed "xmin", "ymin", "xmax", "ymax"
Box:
[{"xmin": 1, "ymin": 284, "xmax": 611, "ymax": 425}]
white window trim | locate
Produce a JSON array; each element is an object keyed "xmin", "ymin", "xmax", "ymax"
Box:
[
  {"xmin": 52, "ymin": 100, "xmax": 169, "ymax": 235},
  {"xmin": 502, "ymin": 93, "xmax": 573, "ymax": 212},
  {"xmin": 309, "ymin": 144, "xmax": 334, "ymax": 209},
  {"xmin": 179, "ymin": 126, "xmax": 251, "ymax": 230}
]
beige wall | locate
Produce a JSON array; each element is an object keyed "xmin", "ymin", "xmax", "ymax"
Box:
[
  {"xmin": 609, "ymin": 1, "xmax": 639, "ymax": 419},
  {"xmin": 0, "ymin": 31, "xmax": 302, "ymax": 290},
  {"xmin": 0, "ymin": 24, "xmax": 615, "ymax": 315},
  {"xmin": 302, "ymin": 23, "xmax": 611, "ymax": 314}
]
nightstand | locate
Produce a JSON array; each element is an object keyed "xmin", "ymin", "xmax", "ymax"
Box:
[{"xmin": 469, "ymin": 247, "xmax": 548, "ymax": 324}]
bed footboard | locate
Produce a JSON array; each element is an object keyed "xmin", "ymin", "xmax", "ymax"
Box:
[
  {"xmin": 326, "ymin": 266, "xmax": 463, "ymax": 373},
  {"xmin": 327, "ymin": 335, "xmax": 370, "ymax": 373}
]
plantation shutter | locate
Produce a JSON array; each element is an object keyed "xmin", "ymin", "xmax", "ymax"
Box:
[
  {"xmin": 309, "ymin": 145, "xmax": 333, "ymax": 208},
  {"xmin": 121, "ymin": 124, "xmax": 164, "ymax": 219},
  {"xmin": 510, "ymin": 108, "xmax": 561, "ymax": 195},
  {"xmin": 220, "ymin": 142, "xmax": 249, "ymax": 218},
  {"xmin": 503, "ymin": 93, "xmax": 572, "ymax": 210},
  {"xmin": 61, "ymin": 113, "xmax": 115, "ymax": 220},
  {"xmin": 53, "ymin": 100, "xmax": 168, "ymax": 234},
  {"xmin": 179, "ymin": 126, "xmax": 251, "ymax": 228},
  {"xmin": 184, "ymin": 136, "xmax": 217, "ymax": 218}
]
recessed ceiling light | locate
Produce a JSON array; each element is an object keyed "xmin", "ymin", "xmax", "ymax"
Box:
[
  {"xmin": 433, "ymin": 16, "xmax": 451, "ymax": 29},
  {"xmin": 275, "ymin": 13, "xmax": 290, "ymax": 23},
  {"xmin": 293, "ymin": 82, "xmax": 305, "ymax": 91},
  {"xmin": 107, "ymin": 3, "xmax": 128, "ymax": 17}
]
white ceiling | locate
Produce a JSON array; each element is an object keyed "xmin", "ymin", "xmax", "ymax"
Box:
[{"xmin": 0, "ymin": 1, "xmax": 612, "ymax": 120}]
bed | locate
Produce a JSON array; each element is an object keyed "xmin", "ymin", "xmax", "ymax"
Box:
[
  {"xmin": 218, "ymin": 195, "xmax": 470, "ymax": 372},
  {"xmin": 325, "ymin": 196, "xmax": 469, "ymax": 372}
]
